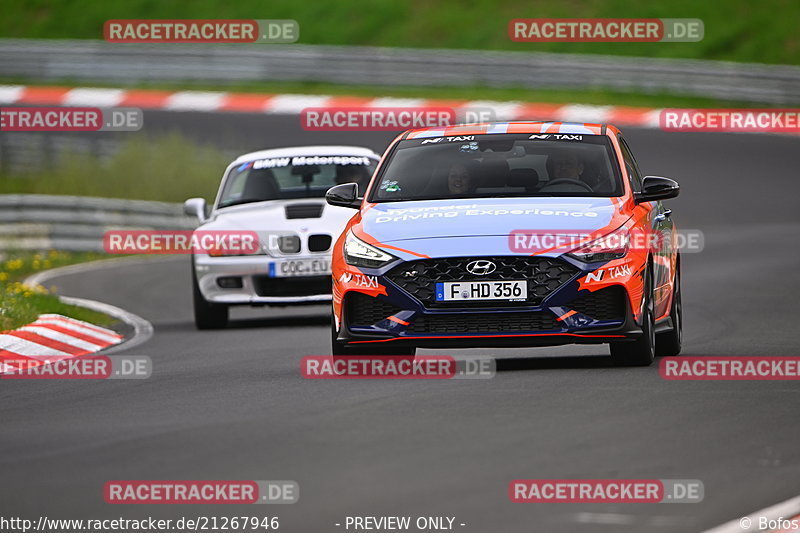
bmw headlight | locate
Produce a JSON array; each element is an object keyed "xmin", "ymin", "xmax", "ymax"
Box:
[
  {"xmin": 344, "ymin": 232, "xmax": 396, "ymax": 268},
  {"xmin": 206, "ymin": 234, "xmax": 268, "ymax": 257},
  {"xmin": 207, "ymin": 246, "xmax": 267, "ymax": 257},
  {"xmin": 277, "ymin": 235, "xmax": 301, "ymax": 254}
]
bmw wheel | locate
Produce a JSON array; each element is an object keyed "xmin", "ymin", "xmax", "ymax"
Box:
[{"xmin": 192, "ymin": 264, "xmax": 229, "ymax": 330}]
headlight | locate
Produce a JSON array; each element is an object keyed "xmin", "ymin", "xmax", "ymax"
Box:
[
  {"xmin": 277, "ymin": 235, "xmax": 301, "ymax": 254},
  {"xmin": 207, "ymin": 247, "xmax": 266, "ymax": 257},
  {"xmin": 567, "ymin": 227, "xmax": 630, "ymax": 263},
  {"xmin": 207, "ymin": 237, "xmax": 268, "ymax": 257},
  {"xmin": 344, "ymin": 232, "xmax": 396, "ymax": 268}
]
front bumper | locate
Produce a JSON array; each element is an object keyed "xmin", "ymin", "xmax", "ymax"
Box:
[
  {"xmin": 340, "ymin": 306, "xmax": 642, "ymax": 349},
  {"xmin": 335, "ymin": 255, "xmax": 643, "ymax": 348},
  {"xmin": 194, "ymin": 254, "xmax": 332, "ymax": 305}
]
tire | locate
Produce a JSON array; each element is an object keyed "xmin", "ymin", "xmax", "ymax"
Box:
[
  {"xmin": 192, "ymin": 268, "xmax": 228, "ymax": 330},
  {"xmin": 656, "ymin": 264, "xmax": 682, "ymax": 357},
  {"xmin": 331, "ymin": 314, "xmax": 415, "ymax": 356},
  {"xmin": 610, "ymin": 265, "xmax": 655, "ymax": 366}
]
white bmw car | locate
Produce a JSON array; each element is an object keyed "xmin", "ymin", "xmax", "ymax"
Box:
[{"xmin": 184, "ymin": 145, "xmax": 380, "ymax": 329}]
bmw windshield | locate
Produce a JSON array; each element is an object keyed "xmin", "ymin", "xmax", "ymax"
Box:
[
  {"xmin": 369, "ymin": 133, "xmax": 622, "ymax": 202},
  {"xmin": 218, "ymin": 155, "xmax": 376, "ymax": 208}
]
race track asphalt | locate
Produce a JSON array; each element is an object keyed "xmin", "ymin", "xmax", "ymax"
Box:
[{"xmin": 1, "ymin": 112, "xmax": 799, "ymax": 532}]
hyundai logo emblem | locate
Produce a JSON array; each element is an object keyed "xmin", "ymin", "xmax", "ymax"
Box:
[{"xmin": 466, "ymin": 260, "xmax": 497, "ymax": 276}]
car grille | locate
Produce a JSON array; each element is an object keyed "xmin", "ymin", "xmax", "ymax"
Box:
[
  {"xmin": 308, "ymin": 234, "xmax": 332, "ymax": 252},
  {"xmin": 252, "ymin": 275, "xmax": 330, "ymax": 297},
  {"xmin": 346, "ymin": 292, "xmax": 404, "ymax": 326},
  {"xmin": 408, "ymin": 311, "xmax": 560, "ymax": 334},
  {"xmin": 567, "ymin": 286, "xmax": 627, "ymax": 320},
  {"xmin": 285, "ymin": 203, "xmax": 324, "ymax": 219},
  {"xmin": 386, "ymin": 256, "xmax": 579, "ymax": 307}
]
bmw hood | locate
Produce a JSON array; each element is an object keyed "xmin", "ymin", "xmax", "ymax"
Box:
[{"xmin": 202, "ymin": 199, "xmax": 354, "ymax": 233}]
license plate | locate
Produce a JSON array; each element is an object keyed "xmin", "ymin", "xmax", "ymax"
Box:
[
  {"xmin": 435, "ymin": 280, "xmax": 527, "ymax": 302},
  {"xmin": 269, "ymin": 258, "xmax": 330, "ymax": 278}
]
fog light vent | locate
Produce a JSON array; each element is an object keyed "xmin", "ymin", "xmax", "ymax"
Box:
[{"xmin": 217, "ymin": 276, "xmax": 243, "ymax": 289}]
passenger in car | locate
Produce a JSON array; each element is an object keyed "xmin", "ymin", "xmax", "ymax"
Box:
[
  {"xmin": 447, "ymin": 161, "xmax": 477, "ymax": 195},
  {"xmin": 545, "ymin": 152, "xmax": 607, "ymax": 192},
  {"xmin": 241, "ymin": 169, "xmax": 280, "ymax": 201},
  {"xmin": 548, "ymin": 152, "xmax": 585, "ymax": 181}
]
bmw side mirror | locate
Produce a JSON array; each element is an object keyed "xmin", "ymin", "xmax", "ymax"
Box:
[
  {"xmin": 326, "ymin": 183, "xmax": 362, "ymax": 209},
  {"xmin": 635, "ymin": 176, "xmax": 680, "ymax": 203},
  {"xmin": 183, "ymin": 197, "xmax": 208, "ymax": 223}
]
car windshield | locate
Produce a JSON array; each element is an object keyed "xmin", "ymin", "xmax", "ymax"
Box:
[
  {"xmin": 369, "ymin": 133, "xmax": 622, "ymax": 202},
  {"xmin": 218, "ymin": 155, "xmax": 376, "ymax": 208}
]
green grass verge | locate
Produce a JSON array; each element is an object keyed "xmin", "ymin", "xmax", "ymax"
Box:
[
  {"xmin": 0, "ymin": 133, "xmax": 229, "ymax": 203},
  {"xmin": 1, "ymin": 0, "xmax": 798, "ymax": 65},
  {"xmin": 0, "ymin": 251, "xmax": 117, "ymax": 331}
]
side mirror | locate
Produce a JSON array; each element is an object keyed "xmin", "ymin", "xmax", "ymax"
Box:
[
  {"xmin": 635, "ymin": 176, "xmax": 680, "ymax": 203},
  {"xmin": 326, "ymin": 183, "xmax": 362, "ymax": 209},
  {"xmin": 184, "ymin": 197, "xmax": 208, "ymax": 222}
]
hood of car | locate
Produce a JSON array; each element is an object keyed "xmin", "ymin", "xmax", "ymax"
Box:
[
  {"xmin": 361, "ymin": 197, "xmax": 620, "ymax": 242},
  {"xmin": 356, "ymin": 197, "xmax": 625, "ymax": 259},
  {"xmin": 202, "ymin": 199, "xmax": 354, "ymax": 233}
]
